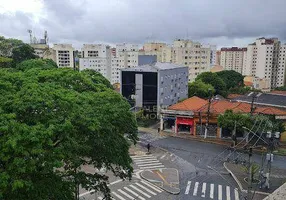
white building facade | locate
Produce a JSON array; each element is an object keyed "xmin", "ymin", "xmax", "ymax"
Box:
[
  {"xmin": 52, "ymin": 44, "xmax": 75, "ymax": 68},
  {"xmin": 79, "ymin": 43, "xmax": 139, "ymax": 85},
  {"xmin": 243, "ymin": 38, "xmax": 285, "ymax": 88},
  {"xmin": 220, "ymin": 47, "xmax": 247, "ymax": 73}
]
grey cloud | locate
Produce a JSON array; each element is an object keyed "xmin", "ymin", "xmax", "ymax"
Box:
[{"xmin": 0, "ymin": 0, "xmax": 286, "ymax": 47}]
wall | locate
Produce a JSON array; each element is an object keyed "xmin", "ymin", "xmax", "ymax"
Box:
[{"xmin": 157, "ymin": 67, "xmax": 188, "ymax": 112}]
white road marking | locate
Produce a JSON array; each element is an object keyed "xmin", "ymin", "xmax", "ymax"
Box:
[
  {"xmin": 235, "ymin": 188, "xmax": 240, "ymax": 200},
  {"xmin": 226, "ymin": 186, "xmax": 231, "ymax": 200},
  {"xmin": 135, "ymin": 183, "xmax": 157, "ymax": 195},
  {"xmin": 135, "ymin": 160, "xmax": 159, "ymax": 164},
  {"xmin": 134, "ymin": 158, "xmax": 158, "ymax": 162},
  {"xmin": 137, "ymin": 162, "xmax": 163, "ymax": 167},
  {"xmin": 185, "ymin": 181, "xmax": 191, "ymax": 194},
  {"xmin": 110, "ymin": 179, "xmax": 123, "ymax": 185},
  {"xmin": 140, "ymin": 180, "xmax": 163, "ymax": 193},
  {"xmin": 218, "ymin": 185, "xmax": 222, "ymax": 200},
  {"xmin": 132, "ymin": 156, "xmax": 155, "ymax": 160},
  {"xmin": 201, "ymin": 182, "xmax": 206, "ymax": 197},
  {"xmin": 131, "ymin": 155, "xmax": 155, "ymax": 158},
  {"xmin": 97, "ymin": 197, "xmax": 103, "ymax": 200},
  {"xmin": 193, "ymin": 182, "xmax": 199, "ymax": 196},
  {"xmin": 79, "ymin": 179, "xmax": 122, "ymax": 197},
  {"xmin": 160, "ymin": 153, "xmax": 167, "ymax": 159},
  {"xmin": 112, "ymin": 192, "xmax": 126, "ymax": 200},
  {"xmin": 210, "ymin": 184, "xmax": 214, "ymax": 199},
  {"xmin": 118, "ymin": 189, "xmax": 134, "ymax": 200},
  {"xmin": 139, "ymin": 165, "xmax": 165, "ymax": 169},
  {"xmin": 129, "ymin": 185, "xmax": 151, "ymax": 198},
  {"xmin": 124, "ymin": 187, "xmax": 145, "ymax": 200}
]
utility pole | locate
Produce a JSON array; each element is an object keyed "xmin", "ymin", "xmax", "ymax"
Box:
[
  {"xmin": 204, "ymin": 89, "xmax": 212, "ymax": 139},
  {"xmin": 250, "ymin": 93, "xmax": 257, "ymax": 116},
  {"xmin": 247, "ymin": 147, "xmax": 253, "ymax": 200}
]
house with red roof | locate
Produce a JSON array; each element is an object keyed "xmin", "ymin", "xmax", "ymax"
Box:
[{"xmin": 160, "ymin": 96, "xmax": 286, "ymax": 139}]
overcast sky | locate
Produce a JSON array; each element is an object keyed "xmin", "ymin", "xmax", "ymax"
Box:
[{"xmin": 1, "ymin": 0, "xmax": 286, "ymax": 49}]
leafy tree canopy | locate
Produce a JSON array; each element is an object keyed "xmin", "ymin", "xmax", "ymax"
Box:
[
  {"xmin": 188, "ymin": 80, "xmax": 215, "ymax": 99},
  {"xmin": 0, "ymin": 66, "xmax": 137, "ymax": 199},
  {"xmin": 0, "ymin": 57, "xmax": 13, "ymax": 68},
  {"xmin": 0, "ymin": 36, "xmax": 37, "ymax": 67},
  {"xmin": 217, "ymin": 110, "xmax": 251, "ymax": 133},
  {"xmin": 195, "ymin": 72, "xmax": 227, "ymax": 97},
  {"xmin": 216, "ymin": 70, "xmax": 244, "ymax": 90},
  {"xmin": 17, "ymin": 59, "xmax": 57, "ymax": 71}
]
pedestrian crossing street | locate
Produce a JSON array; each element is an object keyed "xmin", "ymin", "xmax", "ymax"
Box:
[
  {"xmin": 97, "ymin": 180, "xmax": 163, "ymax": 200},
  {"xmin": 184, "ymin": 181, "xmax": 241, "ymax": 200},
  {"xmin": 131, "ymin": 154, "xmax": 165, "ymax": 170}
]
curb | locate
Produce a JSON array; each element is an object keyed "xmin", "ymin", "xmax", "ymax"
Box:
[{"xmin": 223, "ymin": 162, "xmax": 271, "ymax": 196}]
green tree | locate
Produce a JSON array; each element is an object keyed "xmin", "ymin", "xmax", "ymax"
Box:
[
  {"xmin": 11, "ymin": 43, "xmax": 37, "ymax": 65},
  {"xmin": 218, "ymin": 110, "xmax": 251, "ymax": 144},
  {"xmin": 195, "ymin": 72, "xmax": 227, "ymax": 96},
  {"xmin": 0, "ymin": 57, "xmax": 13, "ymax": 68},
  {"xmin": 188, "ymin": 80, "xmax": 215, "ymax": 98},
  {"xmin": 216, "ymin": 70, "xmax": 244, "ymax": 90},
  {"xmin": 17, "ymin": 59, "xmax": 57, "ymax": 71},
  {"xmin": 0, "ymin": 67, "xmax": 137, "ymax": 199},
  {"xmin": 0, "ymin": 36, "xmax": 38, "ymax": 67}
]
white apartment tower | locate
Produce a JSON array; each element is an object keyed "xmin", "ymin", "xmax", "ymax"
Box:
[
  {"xmin": 243, "ymin": 38, "xmax": 285, "ymax": 88},
  {"xmin": 171, "ymin": 39, "xmax": 211, "ymax": 81},
  {"xmin": 220, "ymin": 47, "xmax": 247, "ymax": 73},
  {"xmin": 52, "ymin": 44, "xmax": 75, "ymax": 68},
  {"xmin": 79, "ymin": 43, "xmax": 139, "ymax": 85},
  {"xmin": 79, "ymin": 44, "xmax": 112, "ymax": 81},
  {"xmin": 81, "ymin": 44, "xmax": 111, "ymax": 58}
]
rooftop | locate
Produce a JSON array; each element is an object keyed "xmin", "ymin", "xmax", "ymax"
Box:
[
  {"xmin": 168, "ymin": 96, "xmax": 207, "ymax": 111},
  {"xmin": 221, "ymin": 47, "xmax": 247, "ymax": 51},
  {"xmin": 121, "ymin": 62, "xmax": 187, "ymax": 72},
  {"xmin": 166, "ymin": 96, "xmax": 286, "ymax": 116},
  {"xmin": 233, "ymin": 92, "xmax": 286, "ymax": 109}
]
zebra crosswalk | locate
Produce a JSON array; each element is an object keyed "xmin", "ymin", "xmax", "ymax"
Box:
[
  {"xmin": 184, "ymin": 181, "xmax": 241, "ymax": 200},
  {"xmin": 131, "ymin": 155, "xmax": 165, "ymax": 170},
  {"xmin": 97, "ymin": 180, "xmax": 163, "ymax": 200}
]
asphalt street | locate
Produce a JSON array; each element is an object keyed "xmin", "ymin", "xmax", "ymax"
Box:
[{"xmin": 79, "ymin": 131, "xmax": 284, "ymax": 200}]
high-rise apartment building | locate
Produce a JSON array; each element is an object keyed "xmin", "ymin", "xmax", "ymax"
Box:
[
  {"xmin": 143, "ymin": 42, "xmax": 167, "ymax": 62},
  {"xmin": 216, "ymin": 51, "xmax": 221, "ymax": 65},
  {"xmin": 81, "ymin": 44, "xmax": 110, "ymax": 58},
  {"xmin": 142, "ymin": 40, "xmax": 213, "ymax": 81},
  {"xmin": 171, "ymin": 39, "xmax": 211, "ymax": 81},
  {"xmin": 278, "ymin": 44, "xmax": 286, "ymax": 87},
  {"xmin": 79, "ymin": 43, "xmax": 139, "ymax": 85},
  {"xmin": 220, "ymin": 47, "xmax": 247, "ymax": 73},
  {"xmin": 203, "ymin": 44, "xmax": 217, "ymax": 66},
  {"xmin": 243, "ymin": 38, "xmax": 285, "ymax": 88},
  {"xmin": 52, "ymin": 44, "xmax": 75, "ymax": 68}
]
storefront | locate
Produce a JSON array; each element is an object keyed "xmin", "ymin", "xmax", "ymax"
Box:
[
  {"xmin": 176, "ymin": 117, "xmax": 194, "ymax": 135},
  {"xmin": 162, "ymin": 116, "xmax": 176, "ymax": 132}
]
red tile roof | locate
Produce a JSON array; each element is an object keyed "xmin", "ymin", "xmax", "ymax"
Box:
[
  {"xmin": 168, "ymin": 96, "xmax": 207, "ymax": 111},
  {"xmin": 168, "ymin": 96, "xmax": 286, "ymax": 116}
]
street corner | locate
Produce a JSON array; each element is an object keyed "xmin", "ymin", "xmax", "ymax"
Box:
[{"xmin": 140, "ymin": 168, "xmax": 180, "ymax": 194}]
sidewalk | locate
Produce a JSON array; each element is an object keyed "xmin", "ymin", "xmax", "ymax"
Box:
[{"xmin": 224, "ymin": 162, "xmax": 286, "ymax": 196}]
